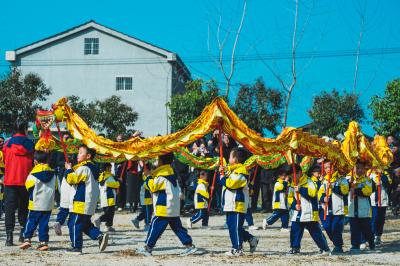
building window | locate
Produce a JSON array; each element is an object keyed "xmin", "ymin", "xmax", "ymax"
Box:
[
  {"xmin": 116, "ymin": 77, "xmax": 133, "ymax": 91},
  {"xmin": 84, "ymin": 38, "xmax": 99, "ymax": 55}
]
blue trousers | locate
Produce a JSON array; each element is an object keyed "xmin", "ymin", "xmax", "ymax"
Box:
[
  {"xmin": 266, "ymin": 209, "xmax": 289, "ymax": 228},
  {"xmin": 136, "ymin": 205, "xmax": 153, "ymax": 225},
  {"xmin": 56, "ymin": 207, "xmax": 69, "ymax": 225},
  {"xmin": 290, "ymin": 221, "xmax": 329, "ymax": 250},
  {"xmin": 145, "ymin": 216, "xmax": 192, "ymax": 248},
  {"xmin": 23, "ymin": 210, "xmax": 51, "ymax": 242},
  {"xmin": 245, "ymin": 207, "xmax": 254, "ymax": 226},
  {"xmin": 191, "ymin": 209, "xmax": 209, "ymax": 226},
  {"xmin": 372, "ymin": 206, "xmax": 386, "ymax": 236},
  {"xmin": 321, "ymin": 215, "xmax": 344, "ymax": 248},
  {"xmin": 349, "ymin": 217, "xmax": 374, "ymax": 249},
  {"xmin": 0, "ymin": 200, "xmax": 3, "ymax": 218},
  {"xmin": 226, "ymin": 212, "xmax": 253, "ymax": 250},
  {"xmin": 68, "ymin": 213, "xmax": 101, "ymax": 249}
]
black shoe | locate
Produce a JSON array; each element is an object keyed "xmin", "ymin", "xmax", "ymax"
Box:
[
  {"xmin": 19, "ymin": 229, "xmax": 24, "ymax": 243},
  {"xmin": 66, "ymin": 248, "xmax": 82, "ymax": 254},
  {"xmin": 5, "ymin": 231, "xmax": 13, "ymax": 246},
  {"xmin": 287, "ymin": 248, "xmax": 300, "ymax": 255},
  {"xmin": 330, "ymin": 246, "xmax": 344, "ymax": 255},
  {"xmin": 98, "ymin": 233, "xmax": 109, "ymax": 252}
]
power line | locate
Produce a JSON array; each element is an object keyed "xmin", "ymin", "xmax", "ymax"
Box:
[{"xmin": 1, "ymin": 47, "xmax": 399, "ymax": 67}]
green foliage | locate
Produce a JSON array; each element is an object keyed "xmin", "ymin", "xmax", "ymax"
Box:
[
  {"xmin": 233, "ymin": 78, "xmax": 283, "ymax": 135},
  {"xmin": 0, "ymin": 68, "xmax": 51, "ymax": 133},
  {"xmin": 67, "ymin": 95, "xmax": 138, "ymax": 139},
  {"xmin": 166, "ymin": 79, "xmax": 220, "ymax": 131},
  {"xmin": 369, "ymin": 79, "xmax": 400, "ymax": 138},
  {"xmin": 308, "ymin": 89, "xmax": 364, "ymax": 138}
]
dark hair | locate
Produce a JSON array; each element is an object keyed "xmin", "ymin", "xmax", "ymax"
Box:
[
  {"xmin": 0, "ymin": 136, "xmax": 4, "ymax": 140},
  {"xmin": 230, "ymin": 147, "xmax": 248, "ymax": 164},
  {"xmin": 102, "ymin": 162, "xmax": 112, "ymax": 170},
  {"xmin": 159, "ymin": 152, "xmax": 174, "ymax": 165},
  {"xmin": 14, "ymin": 120, "xmax": 28, "ymax": 134},
  {"xmin": 78, "ymin": 144, "xmax": 96, "ymax": 160},
  {"xmin": 285, "ymin": 163, "xmax": 302, "ymax": 175},
  {"xmin": 308, "ymin": 164, "xmax": 321, "ymax": 175},
  {"xmin": 276, "ymin": 164, "xmax": 292, "ymax": 176},
  {"xmin": 34, "ymin": 151, "xmax": 51, "ymax": 164}
]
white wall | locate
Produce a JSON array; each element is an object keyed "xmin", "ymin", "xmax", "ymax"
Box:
[{"xmin": 15, "ymin": 28, "xmax": 173, "ymax": 137}]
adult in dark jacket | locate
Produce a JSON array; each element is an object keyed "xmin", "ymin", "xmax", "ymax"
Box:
[{"xmin": 2, "ymin": 121, "xmax": 34, "ymax": 246}]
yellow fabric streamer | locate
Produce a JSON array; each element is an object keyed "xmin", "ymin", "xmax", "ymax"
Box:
[{"xmin": 53, "ymin": 97, "xmax": 350, "ymax": 171}]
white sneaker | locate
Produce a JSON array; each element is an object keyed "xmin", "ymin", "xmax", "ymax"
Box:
[
  {"xmin": 249, "ymin": 225, "xmax": 259, "ymax": 230},
  {"xmin": 201, "ymin": 225, "xmax": 209, "ymax": 229},
  {"xmin": 54, "ymin": 222, "xmax": 62, "ymax": 236},
  {"xmin": 360, "ymin": 243, "xmax": 367, "ymax": 250},
  {"xmin": 186, "ymin": 218, "xmax": 192, "ymax": 229},
  {"xmin": 249, "ymin": 236, "xmax": 259, "ymax": 253},
  {"xmin": 117, "ymin": 208, "xmax": 123, "ymax": 212},
  {"xmin": 262, "ymin": 219, "xmax": 268, "ymax": 230},
  {"xmin": 178, "ymin": 245, "xmax": 197, "ymax": 256},
  {"xmin": 94, "ymin": 218, "xmax": 101, "ymax": 229},
  {"xmin": 137, "ymin": 246, "xmax": 152, "ymax": 256},
  {"xmin": 280, "ymin": 228, "xmax": 290, "ymax": 233},
  {"xmin": 106, "ymin": 226, "xmax": 115, "ymax": 232},
  {"xmin": 225, "ymin": 248, "xmax": 244, "ymax": 256}
]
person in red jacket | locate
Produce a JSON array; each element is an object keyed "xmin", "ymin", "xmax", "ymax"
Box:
[{"xmin": 2, "ymin": 121, "xmax": 34, "ymax": 246}]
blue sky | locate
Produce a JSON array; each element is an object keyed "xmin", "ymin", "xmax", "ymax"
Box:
[{"xmin": 1, "ymin": 0, "xmax": 399, "ymax": 136}]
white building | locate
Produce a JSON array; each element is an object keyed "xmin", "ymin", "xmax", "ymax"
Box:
[{"xmin": 5, "ymin": 20, "xmax": 190, "ymax": 137}]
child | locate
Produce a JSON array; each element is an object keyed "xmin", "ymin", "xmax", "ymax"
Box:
[
  {"xmin": 94, "ymin": 163, "xmax": 120, "ymax": 232},
  {"xmin": 65, "ymin": 144, "xmax": 108, "ymax": 254},
  {"xmin": 347, "ymin": 160, "xmax": 375, "ymax": 253},
  {"xmin": 262, "ymin": 164, "xmax": 290, "ymax": 232},
  {"xmin": 287, "ymin": 164, "xmax": 330, "ymax": 255},
  {"xmin": 54, "ymin": 158, "xmax": 74, "ymax": 236},
  {"xmin": 318, "ymin": 160, "xmax": 349, "ymax": 254},
  {"xmin": 370, "ymin": 170, "xmax": 392, "ymax": 246},
  {"xmin": 132, "ymin": 162, "xmax": 154, "ymax": 232},
  {"xmin": 19, "ymin": 151, "xmax": 56, "ymax": 251},
  {"xmin": 187, "ymin": 170, "xmax": 209, "ymax": 229},
  {"xmin": 137, "ymin": 153, "xmax": 197, "ymax": 256},
  {"xmin": 219, "ymin": 147, "xmax": 259, "ymax": 256}
]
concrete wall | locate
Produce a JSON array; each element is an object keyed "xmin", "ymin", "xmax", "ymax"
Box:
[{"xmin": 14, "ymin": 28, "xmax": 174, "ymax": 137}]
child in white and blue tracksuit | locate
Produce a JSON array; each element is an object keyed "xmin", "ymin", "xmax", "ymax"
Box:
[
  {"xmin": 369, "ymin": 170, "xmax": 392, "ymax": 245},
  {"xmin": 188, "ymin": 171, "xmax": 209, "ymax": 228},
  {"xmin": 318, "ymin": 168, "xmax": 349, "ymax": 254},
  {"xmin": 219, "ymin": 148, "xmax": 258, "ymax": 256},
  {"xmin": 347, "ymin": 161, "xmax": 375, "ymax": 252},
  {"xmin": 263, "ymin": 165, "xmax": 289, "ymax": 230},
  {"xmin": 137, "ymin": 153, "xmax": 196, "ymax": 256},
  {"xmin": 288, "ymin": 164, "xmax": 330, "ymax": 255},
  {"xmin": 20, "ymin": 151, "xmax": 56, "ymax": 251},
  {"xmin": 65, "ymin": 145, "xmax": 108, "ymax": 253},
  {"xmin": 54, "ymin": 168, "xmax": 73, "ymax": 235},
  {"xmin": 132, "ymin": 168, "xmax": 153, "ymax": 231},
  {"xmin": 96, "ymin": 163, "xmax": 120, "ymax": 231}
]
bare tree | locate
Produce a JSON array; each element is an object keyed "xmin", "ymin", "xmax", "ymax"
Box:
[{"xmin": 207, "ymin": 0, "xmax": 247, "ymax": 97}]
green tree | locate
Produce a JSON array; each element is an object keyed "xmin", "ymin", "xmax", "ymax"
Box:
[
  {"xmin": 308, "ymin": 89, "xmax": 364, "ymax": 138},
  {"xmin": 369, "ymin": 79, "xmax": 400, "ymax": 138},
  {"xmin": 166, "ymin": 79, "xmax": 220, "ymax": 131},
  {"xmin": 93, "ymin": 95, "xmax": 138, "ymax": 138},
  {"xmin": 233, "ymin": 78, "xmax": 283, "ymax": 135},
  {"xmin": 0, "ymin": 68, "xmax": 51, "ymax": 133},
  {"xmin": 66, "ymin": 95, "xmax": 138, "ymax": 139},
  {"xmin": 67, "ymin": 95, "xmax": 97, "ymax": 127}
]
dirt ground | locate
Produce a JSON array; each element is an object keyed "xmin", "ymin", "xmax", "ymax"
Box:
[{"xmin": 0, "ymin": 210, "xmax": 399, "ymax": 266}]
